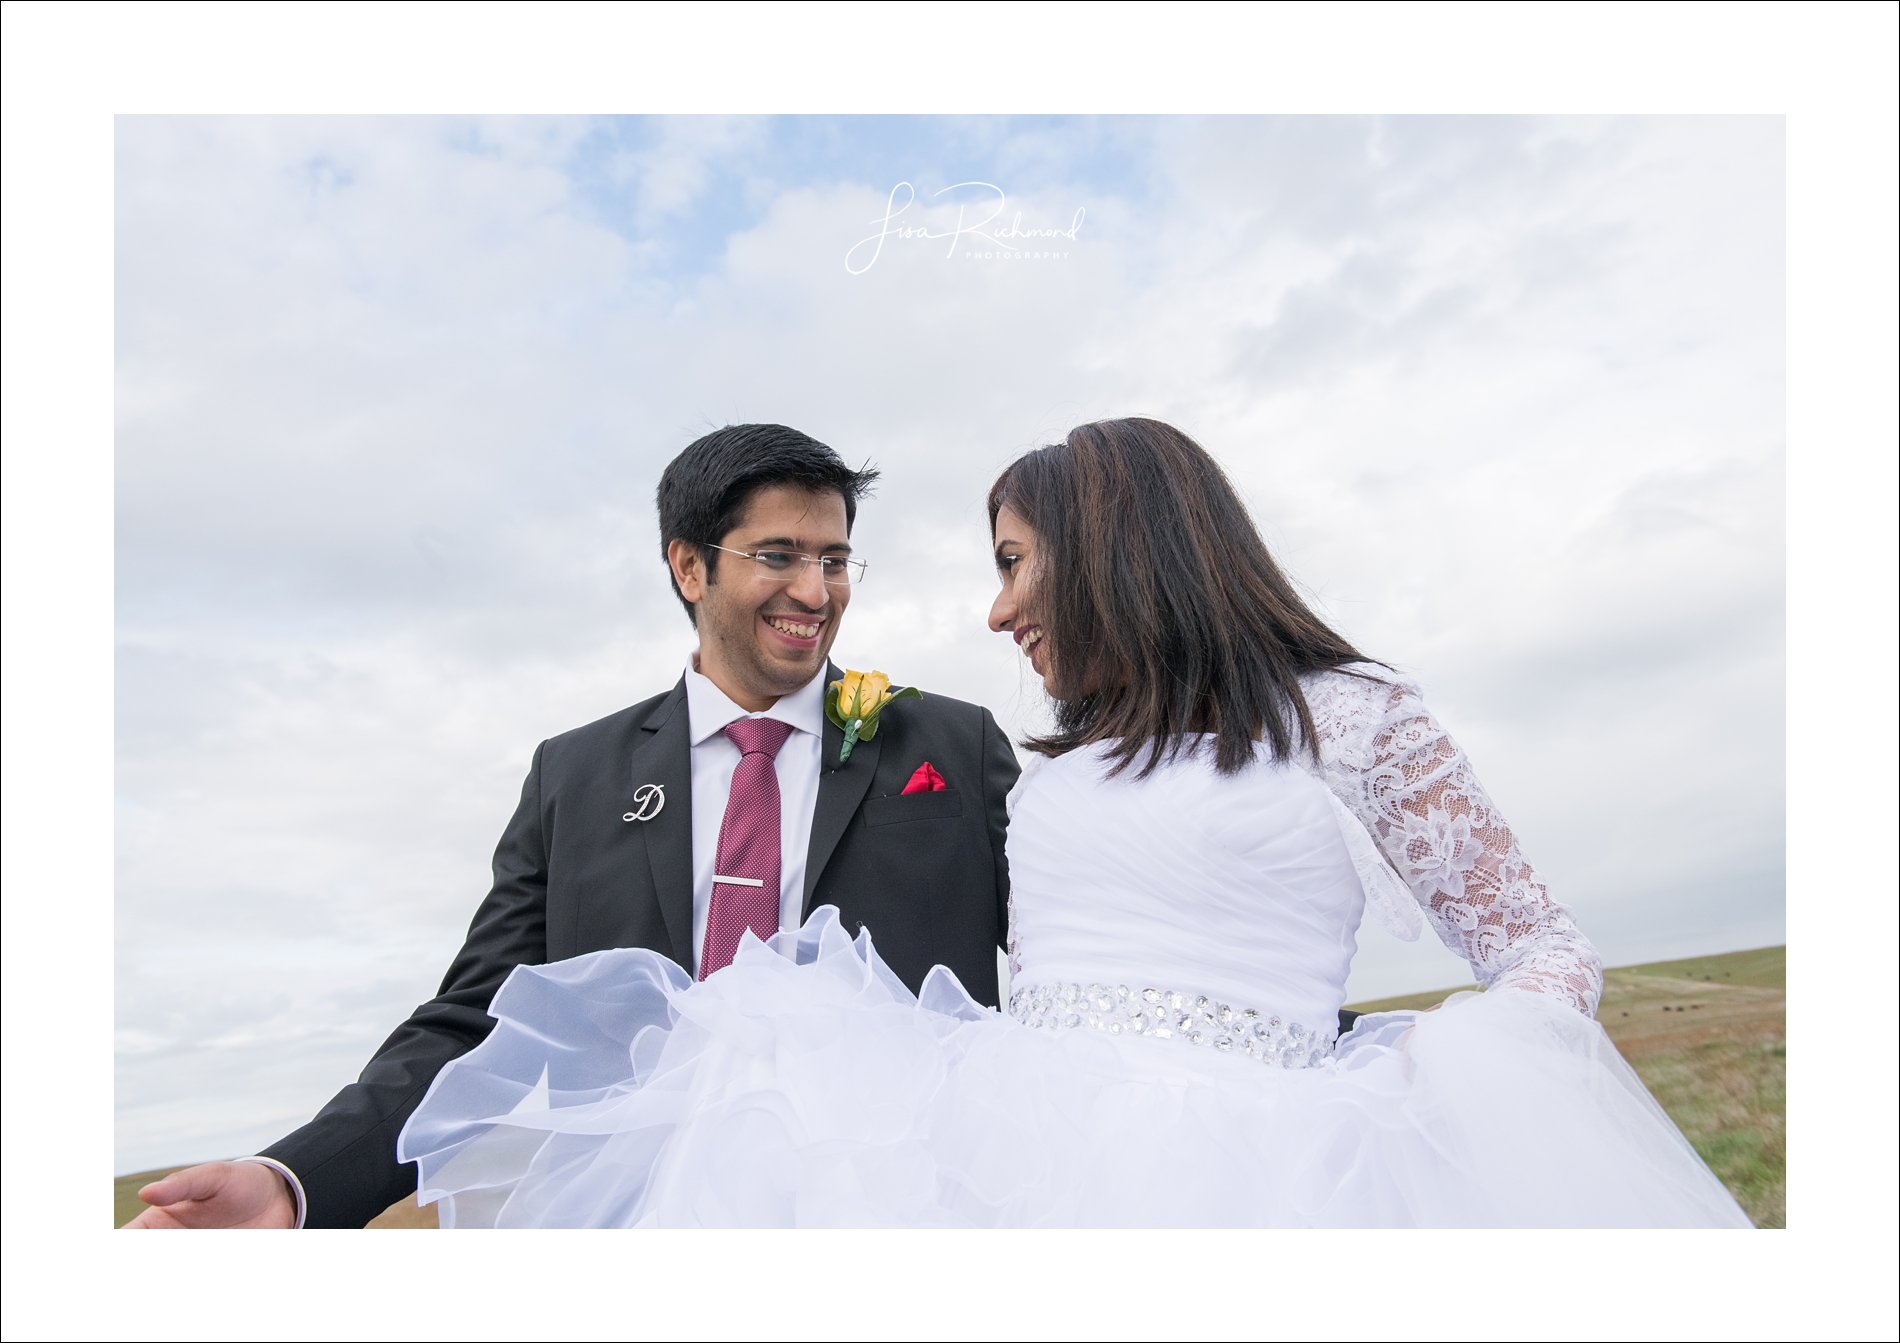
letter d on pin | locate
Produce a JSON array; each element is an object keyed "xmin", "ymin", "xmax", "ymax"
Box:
[{"xmin": 623, "ymin": 784, "xmax": 664, "ymax": 822}]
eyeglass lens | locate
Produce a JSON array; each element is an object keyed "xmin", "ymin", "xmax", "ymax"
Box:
[{"xmin": 753, "ymin": 551, "xmax": 864, "ymax": 586}]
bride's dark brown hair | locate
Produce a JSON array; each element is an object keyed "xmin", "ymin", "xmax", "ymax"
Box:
[{"xmin": 988, "ymin": 417, "xmax": 1376, "ymax": 777}]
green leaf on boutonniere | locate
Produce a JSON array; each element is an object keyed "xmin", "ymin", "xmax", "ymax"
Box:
[{"xmin": 825, "ymin": 669, "xmax": 923, "ymax": 764}]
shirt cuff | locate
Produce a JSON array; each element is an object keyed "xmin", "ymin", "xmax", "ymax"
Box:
[{"xmin": 236, "ymin": 1155, "xmax": 307, "ymax": 1229}]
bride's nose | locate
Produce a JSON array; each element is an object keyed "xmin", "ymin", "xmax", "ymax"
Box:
[{"xmin": 988, "ymin": 585, "xmax": 1015, "ymax": 634}]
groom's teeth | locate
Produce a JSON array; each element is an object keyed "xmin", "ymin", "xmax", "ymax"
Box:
[{"xmin": 768, "ymin": 616, "xmax": 819, "ymax": 638}]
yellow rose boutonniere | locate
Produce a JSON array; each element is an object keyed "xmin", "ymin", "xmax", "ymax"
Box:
[{"xmin": 825, "ymin": 669, "xmax": 922, "ymax": 764}]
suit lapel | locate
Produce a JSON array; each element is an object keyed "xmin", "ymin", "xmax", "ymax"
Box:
[
  {"xmin": 628, "ymin": 679, "xmax": 696, "ymax": 972},
  {"xmin": 804, "ymin": 661, "xmax": 881, "ymax": 915}
]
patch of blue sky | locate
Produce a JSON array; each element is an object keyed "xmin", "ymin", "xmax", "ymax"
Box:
[{"xmin": 563, "ymin": 115, "xmax": 1168, "ymax": 281}]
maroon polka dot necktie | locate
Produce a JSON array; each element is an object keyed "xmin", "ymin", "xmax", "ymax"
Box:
[{"xmin": 699, "ymin": 716, "xmax": 796, "ymax": 978}]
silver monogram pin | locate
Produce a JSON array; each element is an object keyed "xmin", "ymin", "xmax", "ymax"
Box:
[{"xmin": 623, "ymin": 783, "xmax": 665, "ymax": 822}]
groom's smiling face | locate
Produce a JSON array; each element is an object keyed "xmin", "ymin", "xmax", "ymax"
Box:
[{"xmin": 669, "ymin": 483, "xmax": 853, "ymax": 710}]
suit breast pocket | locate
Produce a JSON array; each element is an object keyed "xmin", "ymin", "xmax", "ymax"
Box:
[{"xmin": 861, "ymin": 790, "xmax": 964, "ymax": 827}]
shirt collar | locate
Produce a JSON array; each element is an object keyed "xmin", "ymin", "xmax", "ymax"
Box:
[{"xmin": 683, "ymin": 653, "xmax": 827, "ymax": 747}]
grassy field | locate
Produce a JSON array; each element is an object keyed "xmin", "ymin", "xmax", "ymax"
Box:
[
  {"xmin": 1347, "ymin": 943, "xmax": 1786, "ymax": 1227},
  {"xmin": 118, "ymin": 944, "xmax": 1786, "ymax": 1229}
]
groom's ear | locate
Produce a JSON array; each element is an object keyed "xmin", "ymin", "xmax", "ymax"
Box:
[{"xmin": 666, "ymin": 538, "xmax": 706, "ymax": 626}]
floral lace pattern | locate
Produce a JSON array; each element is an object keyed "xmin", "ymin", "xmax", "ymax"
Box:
[
  {"xmin": 1002, "ymin": 672, "xmax": 1603, "ymax": 1018},
  {"xmin": 1303, "ymin": 666, "xmax": 1603, "ymax": 1016}
]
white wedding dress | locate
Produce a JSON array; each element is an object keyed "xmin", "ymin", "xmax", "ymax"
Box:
[{"xmin": 398, "ymin": 667, "xmax": 1750, "ymax": 1227}]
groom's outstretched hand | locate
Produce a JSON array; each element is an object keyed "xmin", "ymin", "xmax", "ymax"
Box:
[{"xmin": 121, "ymin": 1161, "xmax": 296, "ymax": 1229}]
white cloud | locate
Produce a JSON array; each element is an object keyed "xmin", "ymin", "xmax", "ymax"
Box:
[{"xmin": 114, "ymin": 115, "xmax": 1782, "ymax": 1171}]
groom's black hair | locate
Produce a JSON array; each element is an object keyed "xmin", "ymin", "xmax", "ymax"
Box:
[{"xmin": 657, "ymin": 424, "xmax": 880, "ymax": 626}]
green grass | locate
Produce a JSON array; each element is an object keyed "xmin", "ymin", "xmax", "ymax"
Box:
[
  {"xmin": 1629, "ymin": 1037, "xmax": 1785, "ymax": 1228},
  {"xmin": 115, "ymin": 1166, "xmax": 191, "ymax": 1229}
]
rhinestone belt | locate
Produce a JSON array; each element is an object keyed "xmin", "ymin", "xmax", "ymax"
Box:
[{"xmin": 1008, "ymin": 981, "xmax": 1334, "ymax": 1069}]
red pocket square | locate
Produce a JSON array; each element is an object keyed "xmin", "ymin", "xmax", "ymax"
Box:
[{"xmin": 901, "ymin": 761, "xmax": 947, "ymax": 794}]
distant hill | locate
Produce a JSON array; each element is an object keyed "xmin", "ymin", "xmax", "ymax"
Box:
[{"xmin": 118, "ymin": 944, "xmax": 1787, "ymax": 1229}]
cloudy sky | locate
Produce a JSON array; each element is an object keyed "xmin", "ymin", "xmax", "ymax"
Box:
[{"xmin": 114, "ymin": 115, "xmax": 1783, "ymax": 1173}]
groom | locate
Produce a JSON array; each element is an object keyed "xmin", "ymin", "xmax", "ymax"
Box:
[{"xmin": 128, "ymin": 424, "xmax": 1019, "ymax": 1229}]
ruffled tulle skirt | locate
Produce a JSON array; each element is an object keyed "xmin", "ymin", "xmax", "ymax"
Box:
[{"xmin": 397, "ymin": 908, "xmax": 1750, "ymax": 1228}]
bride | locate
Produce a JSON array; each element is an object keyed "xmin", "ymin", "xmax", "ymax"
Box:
[{"xmin": 399, "ymin": 417, "xmax": 1750, "ymax": 1228}]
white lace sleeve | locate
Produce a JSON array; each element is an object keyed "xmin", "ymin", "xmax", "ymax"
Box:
[{"xmin": 1306, "ymin": 667, "xmax": 1604, "ymax": 1016}]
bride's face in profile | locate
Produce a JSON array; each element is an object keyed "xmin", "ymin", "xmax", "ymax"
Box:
[{"xmin": 988, "ymin": 504, "xmax": 1050, "ymax": 686}]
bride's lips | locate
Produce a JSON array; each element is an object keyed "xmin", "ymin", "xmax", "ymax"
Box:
[
  {"xmin": 761, "ymin": 611, "xmax": 825, "ymax": 650},
  {"xmin": 1014, "ymin": 624, "xmax": 1046, "ymax": 672}
]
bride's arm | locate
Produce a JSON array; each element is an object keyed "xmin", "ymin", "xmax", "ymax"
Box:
[{"xmin": 1317, "ymin": 673, "xmax": 1604, "ymax": 1016}]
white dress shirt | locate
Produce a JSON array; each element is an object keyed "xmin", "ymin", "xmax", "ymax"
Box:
[{"xmin": 684, "ymin": 654, "xmax": 825, "ymax": 967}]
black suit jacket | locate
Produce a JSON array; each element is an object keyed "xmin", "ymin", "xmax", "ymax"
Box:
[{"xmin": 263, "ymin": 665, "xmax": 1017, "ymax": 1227}]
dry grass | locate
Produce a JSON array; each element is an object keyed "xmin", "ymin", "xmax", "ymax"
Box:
[
  {"xmin": 1348, "ymin": 944, "xmax": 1786, "ymax": 1227},
  {"xmin": 365, "ymin": 1193, "xmax": 437, "ymax": 1228}
]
